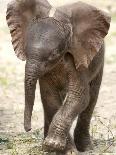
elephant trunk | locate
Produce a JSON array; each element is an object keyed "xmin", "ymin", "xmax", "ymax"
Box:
[{"xmin": 24, "ymin": 60, "xmax": 38, "ymax": 132}]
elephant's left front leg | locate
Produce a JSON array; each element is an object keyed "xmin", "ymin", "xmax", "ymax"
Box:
[
  {"xmin": 43, "ymin": 54, "xmax": 90, "ymax": 152},
  {"xmin": 40, "ymin": 78, "xmax": 78, "ymax": 155}
]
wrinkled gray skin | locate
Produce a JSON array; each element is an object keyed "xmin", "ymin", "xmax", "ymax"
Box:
[
  {"xmin": 25, "ymin": 19, "xmax": 104, "ymax": 154},
  {"xmin": 6, "ymin": 1, "xmax": 111, "ymax": 154}
]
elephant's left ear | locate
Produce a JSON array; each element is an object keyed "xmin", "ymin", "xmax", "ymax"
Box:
[{"xmin": 71, "ymin": 2, "xmax": 111, "ymax": 68}]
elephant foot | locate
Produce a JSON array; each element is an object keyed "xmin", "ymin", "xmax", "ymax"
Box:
[
  {"xmin": 56, "ymin": 151, "xmax": 78, "ymax": 155},
  {"xmin": 56, "ymin": 145, "xmax": 78, "ymax": 155},
  {"xmin": 74, "ymin": 132, "xmax": 93, "ymax": 152},
  {"xmin": 43, "ymin": 134, "xmax": 67, "ymax": 152},
  {"xmin": 65, "ymin": 148, "xmax": 78, "ymax": 155},
  {"xmin": 43, "ymin": 122, "xmax": 67, "ymax": 151},
  {"xmin": 56, "ymin": 135, "xmax": 78, "ymax": 155},
  {"xmin": 65, "ymin": 137, "xmax": 78, "ymax": 155}
]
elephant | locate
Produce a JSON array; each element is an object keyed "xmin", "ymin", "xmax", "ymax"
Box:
[{"xmin": 6, "ymin": 0, "xmax": 111, "ymax": 154}]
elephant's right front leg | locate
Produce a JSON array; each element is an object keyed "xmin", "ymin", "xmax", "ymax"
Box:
[{"xmin": 39, "ymin": 78, "xmax": 62, "ymax": 138}]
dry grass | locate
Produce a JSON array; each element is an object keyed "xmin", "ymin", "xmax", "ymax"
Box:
[
  {"xmin": 0, "ymin": 0, "xmax": 116, "ymax": 154},
  {"xmin": 0, "ymin": 115, "xmax": 116, "ymax": 155}
]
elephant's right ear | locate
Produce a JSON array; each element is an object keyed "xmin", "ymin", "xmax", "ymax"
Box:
[{"xmin": 6, "ymin": 0, "xmax": 51, "ymax": 61}]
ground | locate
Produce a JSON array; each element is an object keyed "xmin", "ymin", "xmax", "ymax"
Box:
[{"xmin": 0, "ymin": 0, "xmax": 116, "ymax": 155}]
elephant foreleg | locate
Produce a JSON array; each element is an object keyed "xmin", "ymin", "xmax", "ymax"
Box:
[
  {"xmin": 40, "ymin": 70, "xmax": 78, "ymax": 155},
  {"xmin": 74, "ymin": 67, "xmax": 103, "ymax": 152},
  {"xmin": 43, "ymin": 53, "xmax": 90, "ymax": 152},
  {"xmin": 39, "ymin": 78, "xmax": 62, "ymax": 138}
]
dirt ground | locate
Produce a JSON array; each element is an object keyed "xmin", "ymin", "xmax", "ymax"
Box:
[{"xmin": 0, "ymin": 0, "xmax": 116, "ymax": 154}]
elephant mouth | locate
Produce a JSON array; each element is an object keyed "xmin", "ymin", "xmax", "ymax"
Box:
[{"xmin": 38, "ymin": 55, "xmax": 64, "ymax": 77}]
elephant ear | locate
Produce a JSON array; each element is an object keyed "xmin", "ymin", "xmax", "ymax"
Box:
[
  {"xmin": 6, "ymin": 0, "xmax": 51, "ymax": 61},
  {"xmin": 70, "ymin": 2, "xmax": 111, "ymax": 69}
]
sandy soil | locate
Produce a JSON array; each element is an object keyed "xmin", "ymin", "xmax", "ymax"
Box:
[{"xmin": 0, "ymin": 0, "xmax": 116, "ymax": 154}]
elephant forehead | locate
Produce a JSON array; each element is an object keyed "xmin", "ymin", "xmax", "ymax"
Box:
[
  {"xmin": 27, "ymin": 19, "xmax": 65, "ymax": 38},
  {"xmin": 26, "ymin": 32, "xmax": 63, "ymax": 52},
  {"xmin": 26, "ymin": 18, "xmax": 65, "ymax": 40},
  {"xmin": 26, "ymin": 22, "xmax": 65, "ymax": 50},
  {"xmin": 31, "ymin": 39, "xmax": 60, "ymax": 50}
]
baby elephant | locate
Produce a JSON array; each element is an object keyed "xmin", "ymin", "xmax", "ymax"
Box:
[{"xmin": 6, "ymin": 0, "xmax": 111, "ymax": 154}]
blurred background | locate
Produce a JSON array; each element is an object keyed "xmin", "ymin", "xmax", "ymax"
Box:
[{"xmin": 0, "ymin": 0, "xmax": 116, "ymax": 154}]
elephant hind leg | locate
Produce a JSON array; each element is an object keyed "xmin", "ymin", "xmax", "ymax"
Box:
[{"xmin": 74, "ymin": 67, "xmax": 103, "ymax": 152}]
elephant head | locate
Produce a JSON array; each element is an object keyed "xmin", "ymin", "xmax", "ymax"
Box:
[{"xmin": 6, "ymin": 0, "xmax": 111, "ymax": 132}]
